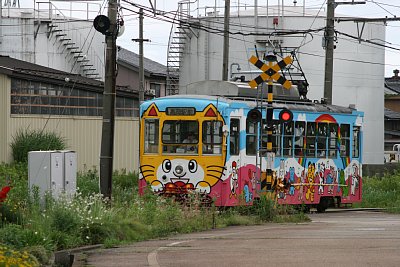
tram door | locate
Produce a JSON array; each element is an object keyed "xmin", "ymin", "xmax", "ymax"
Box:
[{"xmin": 228, "ymin": 118, "xmax": 242, "ymax": 204}]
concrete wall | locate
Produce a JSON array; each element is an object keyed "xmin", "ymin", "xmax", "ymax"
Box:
[{"xmin": 0, "ymin": 14, "xmax": 105, "ymax": 80}]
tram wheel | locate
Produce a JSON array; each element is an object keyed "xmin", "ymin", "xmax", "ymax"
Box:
[{"xmin": 317, "ymin": 197, "xmax": 329, "ymax": 213}]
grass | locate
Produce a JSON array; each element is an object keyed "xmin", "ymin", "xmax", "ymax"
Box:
[
  {"xmin": 4, "ymin": 160, "xmax": 400, "ymax": 265},
  {"xmin": 358, "ymin": 171, "xmax": 400, "ymax": 212},
  {"xmin": 0, "ymin": 163, "xmax": 310, "ymax": 265}
]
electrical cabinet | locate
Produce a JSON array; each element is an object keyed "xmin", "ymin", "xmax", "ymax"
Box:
[{"xmin": 28, "ymin": 151, "xmax": 77, "ymax": 200}]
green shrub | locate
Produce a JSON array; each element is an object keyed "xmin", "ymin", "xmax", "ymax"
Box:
[
  {"xmin": 77, "ymin": 169, "xmax": 100, "ymax": 196},
  {"xmin": 11, "ymin": 129, "xmax": 67, "ymax": 163}
]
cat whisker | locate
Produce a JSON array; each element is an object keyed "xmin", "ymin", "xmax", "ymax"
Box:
[
  {"xmin": 208, "ymin": 169, "xmax": 225, "ymax": 175},
  {"xmin": 207, "ymin": 174, "xmax": 223, "ymax": 181}
]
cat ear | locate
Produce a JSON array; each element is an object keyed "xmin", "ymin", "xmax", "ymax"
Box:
[
  {"xmin": 203, "ymin": 104, "xmax": 218, "ymax": 117},
  {"xmin": 144, "ymin": 103, "xmax": 160, "ymax": 117}
]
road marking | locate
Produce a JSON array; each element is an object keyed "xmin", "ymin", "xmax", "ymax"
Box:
[
  {"xmin": 147, "ymin": 240, "xmax": 191, "ymax": 267},
  {"xmin": 354, "ymin": 228, "xmax": 386, "ymax": 231}
]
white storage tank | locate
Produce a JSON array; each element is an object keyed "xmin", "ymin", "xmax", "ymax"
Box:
[{"xmin": 176, "ymin": 5, "xmax": 385, "ymax": 164}]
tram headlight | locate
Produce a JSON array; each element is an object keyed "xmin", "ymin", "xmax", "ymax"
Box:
[{"xmin": 175, "ymin": 165, "xmax": 184, "ymax": 175}]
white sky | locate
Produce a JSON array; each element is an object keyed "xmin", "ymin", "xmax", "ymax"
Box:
[{"xmin": 17, "ymin": 0, "xmax": 400, "ymax": 77}]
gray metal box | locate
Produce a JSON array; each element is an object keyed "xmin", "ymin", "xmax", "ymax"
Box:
[{"xmin": 28, "ymin": 150, "xmax": 77, "ymax": 200}]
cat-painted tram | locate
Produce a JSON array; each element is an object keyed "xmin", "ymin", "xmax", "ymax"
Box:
[{"xmin": 139, "ymin": 80, "xmax": 363, "ymax": 212}]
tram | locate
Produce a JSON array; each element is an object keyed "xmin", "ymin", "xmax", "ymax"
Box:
[{"xmin": 138, "ymin": 80, "xmax": 363, "ymax": 212}]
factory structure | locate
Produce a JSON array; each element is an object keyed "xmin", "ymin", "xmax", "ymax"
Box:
[
  {"xmin": 0, "ymin": 0, "xmax": 388, "ymax": 168},
  {"xmin": 167, "ymin": 1, "xmax": 385, "ymax": 165}
]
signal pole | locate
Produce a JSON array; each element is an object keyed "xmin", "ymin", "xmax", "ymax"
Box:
[{"xmin": 99, "ymin": 0, "xmax": 118, "ymax": 200}]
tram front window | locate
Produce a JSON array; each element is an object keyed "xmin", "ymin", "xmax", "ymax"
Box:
[{"xmin": 162, "ymin": 120, "xmax": 199, "ymax": 154}]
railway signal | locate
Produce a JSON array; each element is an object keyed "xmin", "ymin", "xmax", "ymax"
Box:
[
  {"xmin": 248, "ymin": 54, "xmax": 293, "ymax": 195},
  {"xmin": 279, "ymin": 108, "xmax": 293, "ymax": 123},
  {"xmin": 248, "ymin": 55, "xmax": 293, "ymax": 89}
]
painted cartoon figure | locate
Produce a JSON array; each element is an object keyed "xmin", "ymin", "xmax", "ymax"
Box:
[
  {"xmin": 351, "ymin": 164, "xmax": 360, "ymax": 196},
  {"xmin": 243, "ymin": 181, "xmax": 253, "ymax": 203},
  {"xmin": 305, "ymin": 162, "xmax": 315, "ymax": 202},
  {"xmin": 288, "ymin": 167, "xmax": 296, "ymax": 196},
  {"xmin": 296, "ymin": 169, "xmax": 305, "ymax": 201},
  {"xmin": 317, "ymin": 163, "xmax": 325, "ymax": 195},
  {"xmin": 230, "ymin": 161, "xmax": 239, "ymax": 198}
]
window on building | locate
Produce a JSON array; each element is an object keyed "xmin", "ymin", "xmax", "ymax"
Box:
[
  {"xmin": 10, "ymin": 78, "xmax": 136, "ymax": 117},
  {"xmin": 150, "ymin": 83, "xmax": 161, "ymax": 97}
]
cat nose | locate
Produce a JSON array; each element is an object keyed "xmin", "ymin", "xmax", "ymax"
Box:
[{"xmin": 175, "ymin": 165, "xmax": 184, "ymax": 175}]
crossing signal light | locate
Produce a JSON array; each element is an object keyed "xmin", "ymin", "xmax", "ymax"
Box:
[
  {"xmin": 279, "ymin": 108, "xmax": 293, "ymax": 123},
  {"xmin": 247, "ymin": 108, "xmax": 262, "ymax": 123}
]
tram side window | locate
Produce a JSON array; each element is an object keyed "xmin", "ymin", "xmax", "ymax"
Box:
[
  {"xmin": 203, "ymin": 120, "xmax": 223, "ymax": 155},
  {"xmin": 272, "ymin": 120, "xmax": 281, "ymax": 156},
  {"xmin": 230, "ymin": 119, "xmax": 240, "ymax": 155},
  {"xmin": 328, "ymin": 123, "xmax": 338, "ymax": 158},
  {"xmin": 162, "ymin": 120, "xmax": 199, "ymax": 154},
  {"xmin": 144, "ymin": 119, "xmax": 159, "ymax": 154},
  {"xmin": 316, "ymin": 123, "xmax": 328, "ymax": 157},
  {"xmin": 246, "ymin": 119, "xmax": 257, "ymax": 156},
  {"xmin": 306, "ymin": 122, "xmax": 316, "ymax": 157},
  {"xmin": 283, "ymin": 121, "xmax": 294, "ymax": 156},
  {"xmin": 353, "ymin": 126, "xmax": 360, "ymax": 158},
  {"xmin": 294, "ymin": 121, "xmax": 305, "ymax": 156},
  {"xmin": 340, "ymin": 124, "xmax": 350, "ymax": 157}
]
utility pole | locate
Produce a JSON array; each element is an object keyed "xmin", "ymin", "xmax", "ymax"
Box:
[
  {"xmin": 323, "ymin": 0, "xmax": 335, "ymax": 105},
  {"xmin": 99, "ymin": 0, "xmax": 118, "ymax": 200},
  {"xmin": 132, "ymin": 8, "xmax": 150, "ymax": 104},
  {"xmin": 324, "ymin": 0, "xmax": 366, "ymax": 105},
  {"xmin": 222, "ymin": 0, "xmax": 230, "ymax": 81}
]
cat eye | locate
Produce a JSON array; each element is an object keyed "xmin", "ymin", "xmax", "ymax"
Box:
[
  {"xmin": 188, "ymin": 160, "xmax": 198, "ymax": 173},
  {"xmin": 162, "ymin": 159, "xmax": 172, "ymax": 172}
]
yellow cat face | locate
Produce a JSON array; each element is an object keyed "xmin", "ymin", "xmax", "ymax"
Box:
[{"xmin": 139, "ymin": 103, "xmax": 227, "ymax": 195}]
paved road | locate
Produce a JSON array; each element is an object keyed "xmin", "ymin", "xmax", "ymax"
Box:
[{"xmin": 82, "ymin": 211, "xmax": 400, "ymax": 267}]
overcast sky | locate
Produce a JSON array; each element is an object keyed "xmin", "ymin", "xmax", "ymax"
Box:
[{"xmin": 18, "ymin": 0, "xmax": 400, "ymax": 77}]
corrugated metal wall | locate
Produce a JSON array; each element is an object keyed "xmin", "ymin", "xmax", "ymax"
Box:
[
  {"xmin": 0, "ymin": 74, "xmax": 140, "ymax": 172},
  {"xmin": 0, "ymin": 74, "xmax": 10, "ymax": 162},
  {"xmin": 5, "ymin": 116, "xmax": 139, "ymax": 172}
]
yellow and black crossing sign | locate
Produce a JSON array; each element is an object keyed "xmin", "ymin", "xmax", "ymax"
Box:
[{"xmin": 248, "ymin": 55, "xmax": 293, "ymax": 89}]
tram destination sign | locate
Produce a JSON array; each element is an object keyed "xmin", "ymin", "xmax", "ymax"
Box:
[{"xmin": 166, "ymin": 107, "xmax": 196, "ymax": 116}]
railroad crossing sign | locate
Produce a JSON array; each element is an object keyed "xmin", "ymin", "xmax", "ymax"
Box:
[{"xmin": 248, "ymin": 55, "xmax": 293, "ymax": 89}]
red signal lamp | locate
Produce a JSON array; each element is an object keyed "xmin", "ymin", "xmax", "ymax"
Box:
[{"xmin": 279, "ymin": 108, "xmax": 293, "ymax": 123}]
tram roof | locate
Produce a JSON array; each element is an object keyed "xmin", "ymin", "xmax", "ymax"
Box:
[{"xmin": 144, "ymin": 93, "xmax": 360, "ymax": 116}]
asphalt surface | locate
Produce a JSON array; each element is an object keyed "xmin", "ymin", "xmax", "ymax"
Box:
[{"xmin": 80, "ymin": 210, "xmax": 400, "ymax": 267}]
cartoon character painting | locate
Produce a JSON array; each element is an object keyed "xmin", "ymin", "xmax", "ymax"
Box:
[
  {"xmin": 351, "ymin": 164, "xmax": 360, "ymax": 196},
  {"xmin": 288, "ymin": 167, "xmax": 296, "ymax": 196},
  {"xmin": 230, "ymin": 161, "xmax": 239, "ymax": 198},
  {"xmin": 305, "ymin": 162, "xmax": 315, "ymax": 202},
  {"xmin": 317, "ymin": 163, "xmax": 325, "ymax": 195}
]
